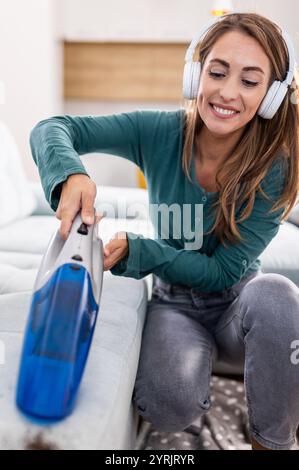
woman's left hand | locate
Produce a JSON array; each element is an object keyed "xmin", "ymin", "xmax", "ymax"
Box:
[{"xmin": 103, "ymin": 231, "xmax": 129, "ymax": 271}]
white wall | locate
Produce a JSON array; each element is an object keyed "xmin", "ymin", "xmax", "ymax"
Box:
[
  {"xmin": 63, "ymin": 0, "xmax": 299, "ymax": 55},
  {"xmin": 1, "ymin": 1, "xmax": 298, "ymax": 187},
  {"xmin": 63, "ymin": 0, "xmax": 213, "ymax": 42},
  {"xmin": 0, "ymin": 0, "xmax": 63, "ymax": 182},
  {"xmin": 63, "ymin": 0, "xmax": 299, "ymax": 187},
  {"xmin": 234, "ymin": 0, "xmax": 299, "ymax": 57}
]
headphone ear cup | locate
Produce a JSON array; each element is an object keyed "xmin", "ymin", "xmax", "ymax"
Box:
[
  {"xmin": 183, "ymin": 62, "xmax": 201, "ymax": 99},
  {"xmin": 258, "ymin": 80, "xmax": 287, "ymax": 119}
]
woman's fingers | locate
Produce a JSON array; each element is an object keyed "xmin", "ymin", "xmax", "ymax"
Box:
[
  {"xmin": 59, "ymin": 207, "xmax": 80, "ymax": 241},
  {"xmin": 103, "ymin": 246, "xmax": 123, "ymax": 270},
  {"xmin": 81, "ymin": 190, "xmax": 97, "ymax": 225},
  {"xmin": 103, "ymin": 233, "xmax": 128, "ymax": 271},
  {"xmin": 55, "ymin": 174, "xmax": 98, "ymax": 240}
]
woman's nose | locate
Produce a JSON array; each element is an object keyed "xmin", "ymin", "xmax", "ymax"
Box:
[{"xmin": 219, "ymin": 77, "xmax": 240, "ymax": 101}]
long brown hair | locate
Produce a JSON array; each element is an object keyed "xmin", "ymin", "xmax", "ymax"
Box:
[{"xmin": 181, "ymin": 12, "xmax": 299, "ymax": 247}]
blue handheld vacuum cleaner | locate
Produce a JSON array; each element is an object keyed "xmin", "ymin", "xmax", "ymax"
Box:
[{"xmin": 16, "ymin": 211, "xmax": 104, "ymax": 421}]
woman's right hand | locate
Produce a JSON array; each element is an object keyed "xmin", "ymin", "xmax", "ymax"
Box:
[{"xmin": 55, "ymin": 174, "xmax": 105, "ymax": 242}]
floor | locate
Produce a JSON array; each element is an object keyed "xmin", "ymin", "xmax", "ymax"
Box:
[{"xmin": 136, "ymin": 374, "xmax": 299, "ymax": 451}]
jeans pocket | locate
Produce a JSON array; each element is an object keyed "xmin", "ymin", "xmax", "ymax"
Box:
[{"xmin": 151, "ymin": 286, "xmax": 168, "ymax": 302}]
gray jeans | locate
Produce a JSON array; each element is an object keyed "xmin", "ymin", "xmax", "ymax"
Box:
[{"xmin": 133, "ymin": 270, "xmax": 299, "ymax": 450}]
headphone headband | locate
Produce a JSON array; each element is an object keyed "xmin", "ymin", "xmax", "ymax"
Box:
[{"xmin": 184, "ymin": 17, "xmax": 222, "ymax": 63}]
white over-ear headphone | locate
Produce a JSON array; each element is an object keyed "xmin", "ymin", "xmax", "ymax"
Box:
[{"xmin": 182, "ymin": 14, "xmax": 296, "ymax": 119}]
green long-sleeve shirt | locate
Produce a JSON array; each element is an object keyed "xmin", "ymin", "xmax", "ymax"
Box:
[{"xmin": 30, "ymin": 109, "xmax": 286, "ymax": 292}]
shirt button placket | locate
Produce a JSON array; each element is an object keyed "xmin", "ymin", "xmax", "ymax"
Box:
[{"xmin": 242, "ymin": 259, "xmax": 247, "ymax": 273}]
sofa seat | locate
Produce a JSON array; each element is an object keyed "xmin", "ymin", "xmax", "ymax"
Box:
[
  {"xmin": 0, "ymin": 273, "xmax": 148, "ymax": 450},
  {"xmin": 259, "ymin": 220, "xmax": 299, "ymax": 286},
  {"xmin": 0, "ymin": 212, "xmax": 151, "ymax": 449}
]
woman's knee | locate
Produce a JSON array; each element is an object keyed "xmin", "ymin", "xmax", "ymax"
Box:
[
  {"xmin": 133, "ymin": 380, "xmax": 210, "ymax": 432},
  {"xmin": 239, "ymin": 273, "xmax": 299, "ymax": 330}
]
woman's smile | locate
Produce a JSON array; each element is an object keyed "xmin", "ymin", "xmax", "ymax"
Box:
[{"xmin": 209, "ymin": 102, "xmax": 240, "ymax": 120}]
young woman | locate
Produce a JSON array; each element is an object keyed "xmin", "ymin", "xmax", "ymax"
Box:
[{"xmin": 30, "ymin": 13, "xmax": 299, "ymax": 450}]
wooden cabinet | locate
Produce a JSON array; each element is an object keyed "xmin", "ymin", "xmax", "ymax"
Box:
[{"xmin": 64, "ymin": 41, "xmax": 187, "ymax": 102}]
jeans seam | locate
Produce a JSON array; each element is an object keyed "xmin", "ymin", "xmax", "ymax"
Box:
[
  {"xmin": 250, "ymin": 428, "xmax": 296, "ymax": 450},
  {"xmin": 244, "ymin": 339, "xmax": 259, "ymax": 434},
  {"xmin": 214, "ymin": 310, "xmax": 239, "ymax": 336},
  {"xmin": 232, "ymin": 315, "xmax": 246, "ymax": 345},
  {"xmin": 197, "ymin": 342, "xmax": 213, "ymax": 411}
]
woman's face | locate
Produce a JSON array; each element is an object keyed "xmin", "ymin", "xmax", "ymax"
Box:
[{"xmin": 197, "ymin": 30, "xmax": 272, "ymax": 136}]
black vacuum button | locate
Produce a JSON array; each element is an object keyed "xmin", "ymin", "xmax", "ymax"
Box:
[
  {"xmin": 71, "ymin": 254, "xmax": 83, "ymax": 261},
  {"xmin": 77, "ymin": 223, "xmax": 88, "ymax": 235}
]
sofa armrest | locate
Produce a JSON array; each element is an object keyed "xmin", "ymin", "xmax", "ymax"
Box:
[
  {"xmin": 287, "ymin": 204, "xmax": 299, "ymax": 227},
  {"xmin": 95, "ymin": 185, "xmax": 149, "ymax": 220},
  {"xmin": 29, "ymin": 182, "xmax": 55, "ymax": 216},
  {"xmin": 29, "ymin": 182, "xmax": 149, "ymax": 220}
]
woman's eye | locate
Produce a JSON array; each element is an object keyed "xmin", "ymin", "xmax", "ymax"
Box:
[
  {"xmin": 208, "ymin": 71, "xmax": 225, "ymax": 78},
  {"xmin": 208, "ymin": 71, "xmax": 258, "ymax": 87},
  {"xmin": 242, "ymin": 79, "xmax": 258, "ymax": 87}
]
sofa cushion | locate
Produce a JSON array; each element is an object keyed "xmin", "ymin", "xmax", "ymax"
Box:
[
  {"xmin": 0, "ymin": 216, "xmax": 60, "ymax": 254},
  {"xmin": 0, "ymin": 122, "xmax": 36, "ymax": 227},
  {"xmin": 259, "ymin": 221, "xmax": 299, "ymax": 286},
  {"xmin": 0, "ymin": 263, "xmax": 38, "ymax": 294},
  {"xmin": 0, "ymin": 216, "xmax": 153, "ymax": 255},
  {"xmin": 29, "ymin": 181, "xmax": 149, "ymax": 220},
  {"xmin": 287, "ymin": 204, "xmax": 299, "ymax": 227},
  {"xmin": 0, "ymin": 272, "xmax": 148, "ymax": 449}
]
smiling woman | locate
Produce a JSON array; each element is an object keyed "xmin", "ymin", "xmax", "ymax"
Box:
[
  {"xmin": 191, "ymin": 28, "xmax": 273, "ymax": 196},
  {"xmin": 182, "ymin": 12, "xmax": 299, "ymax": 247},
  {"xmin": 29, "ymin": 11, "xmax": 299, "ymax": 453}
]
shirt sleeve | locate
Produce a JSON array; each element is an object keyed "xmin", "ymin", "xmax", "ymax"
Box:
[
  {"xmin": 110, "ymin": 158, "xmax": 287, "ymax": 292},
  {"xmin": 30, "ymin": 112, "xmax": 143, "ymax": 211}
]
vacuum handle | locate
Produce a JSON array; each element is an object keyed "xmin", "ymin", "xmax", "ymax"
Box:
[{"xmin": 34, "ymin": 208, "xmax": 100, "ymax": 293}]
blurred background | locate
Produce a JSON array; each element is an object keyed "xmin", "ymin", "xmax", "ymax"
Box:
[{"xmin": 0, "ymin": 0, "xmax": 298, "ymax": 189}]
